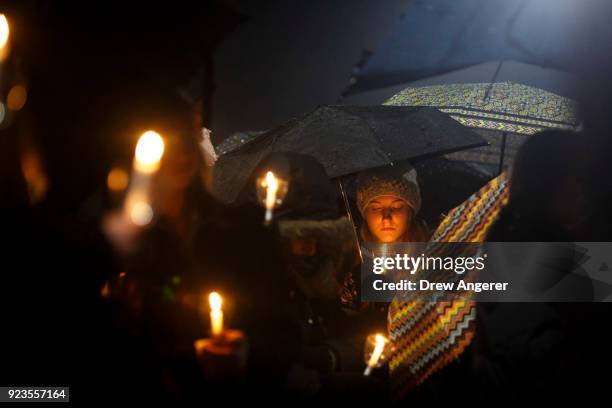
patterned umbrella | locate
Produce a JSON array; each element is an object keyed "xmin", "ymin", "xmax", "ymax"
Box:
[
  {"xmin": 385, "ymin": 82, "xmax": 579, "ymax": 175},
  {"xmin": 387, "ymin": 173, "xmax": 509, "ymax": 400}
]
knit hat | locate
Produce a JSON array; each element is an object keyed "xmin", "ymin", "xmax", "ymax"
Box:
[{"xmin": 357, "ymin": 163, "xmax": 421, "ymax": 215}]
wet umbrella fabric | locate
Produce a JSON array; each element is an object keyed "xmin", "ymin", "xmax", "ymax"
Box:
[{"xmin": 213, "ymin": 105, "xmax": 486, "ymax": 204}]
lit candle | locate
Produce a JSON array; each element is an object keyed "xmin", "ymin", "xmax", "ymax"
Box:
[
  {"xmin": 364, "ymin": 334, "xmax": 388, "ymax": 376},
  {"xmin": 194, "ymin": 292, "xmax": 248, "ymax": 381},
  {"xmin": 263, "ymin": 171, "xmax": 279, "ymax": 224},
  {"xmin": 255, "ymin": 170, "xmax": 288, "ymax": 225},
  {"xmin": 0, "ymin": 14, "xmax": 10, "ymax": 61},
  {"xmin": 123, "ymin": 130, "xmax": 165, "ymax": 226},
  {"xmin": 134, "ymin": 131, "xmax": 165, "ymax": 174},
  {"xmin": 209, "ymin": 292, "xmax": 224, "ymax": 337}
]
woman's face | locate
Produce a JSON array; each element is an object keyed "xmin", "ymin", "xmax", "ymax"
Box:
[{"xmin": 364, "ymin": 195, "xmax": 411, "ymax": 243}]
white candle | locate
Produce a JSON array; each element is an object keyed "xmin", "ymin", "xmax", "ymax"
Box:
[{"xmin": 208, "ymin": 292, "xmax": 224, "ymax": 337}]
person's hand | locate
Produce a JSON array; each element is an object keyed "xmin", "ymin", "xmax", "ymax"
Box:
[{"xmin": 199, "ymin": 127, "xmax": 217, "ymax": 167}]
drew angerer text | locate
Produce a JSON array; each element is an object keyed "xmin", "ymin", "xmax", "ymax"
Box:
[{"xmin": 372, "ymin": 279, "xmax": 509, "ymax": 293}]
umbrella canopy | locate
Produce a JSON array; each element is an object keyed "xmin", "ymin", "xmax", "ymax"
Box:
[
  {"xmin": 342, "ymin": 60, "xmax": 579, "ymax": 105},
  {"xmin": 387, "ymin": 173, "xmax": 509, "ymax": 399},
  {"xmin": 343, "ymin": 0, "xmax": 582, "ymax": 95},
  {"xmin": 212, "ymin": 105, "xmax": 486, "ymax": 204},
  {"xmin": 384, "ymin": 82, "xmax": 580, "ymax": 174},
  {"xmin": 215, "ymin": 130, "xmax": 266, "ymax": 156}
]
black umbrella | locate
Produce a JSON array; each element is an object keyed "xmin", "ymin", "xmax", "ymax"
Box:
[{"xmin": 212, "ymin": 105, "xmax": 486, "ymax": 204}]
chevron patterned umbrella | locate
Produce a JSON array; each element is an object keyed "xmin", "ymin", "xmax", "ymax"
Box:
[{"xmin": 387, "ymin": 173, "xmax": 509, "ymax": 400}]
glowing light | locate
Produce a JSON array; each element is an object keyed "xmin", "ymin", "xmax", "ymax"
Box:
[
  {"xmin": 100, "ymin": 281, "xmax": 110, "ymax": 298},
  {"xmin": 256, "ymin": 170, "xmax": 288, "ymax": 225},
  {"xmin": 7, "ymin": 85, "xmax": 27, "ymax": 111},
  {"xmin": 134, "ymin": 131, "xmax": 165, "ymax": 173},
  {"xmin": 264, "ymin": 171, "xmax": 279, "ymax": 208},
  {"xmin": 0, "ymin": 15, "xmax": 8, "ymax": 50},
  {"xmin": 107, "ymin": 167, "xmax": 129, "ymax": 192},
  {"xmin": 129, "ymin": 201, "xmax": 153, "ymax": 226},
  {"xmin": 0, "ymin": 14, "xmax": 9, "ymax": 61},
  {"xmin": 364, "ymin": 333, "xmax": 389, "ymax": 376},
  {"xmin": 208, "ymin": 292, "xmax": 224, "ymax": 337},
  {"xmin": 21, "ymin": 147, "xmax": 49, "ymax": 205}
]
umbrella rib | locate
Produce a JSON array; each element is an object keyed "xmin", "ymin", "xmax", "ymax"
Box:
[
  {"xmin": 432, "ymin": 106, "xmax": 578, "ymax": 127},
  {"xmin": 356, "ymin": 112, "xmax": 394, "ymax": 167},
  {"xmin": 483, "ymin": 60, "xmax": 504, "ymax": 102},
  {"xmin": 407, "ymin": 142, "xmax": 490, "ymax": 165},
  {"xmin": 446, "ymin": 112, "xmax": 575, "ymax": 131}
]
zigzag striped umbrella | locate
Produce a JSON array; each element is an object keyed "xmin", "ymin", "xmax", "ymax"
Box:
[
  {"xmin": 387, "ymin": 173, "xmax": 509, "ymax": 400},
  {"xmin": 385, "ymin": 82, "xmax": 579, "ymax": 175}
]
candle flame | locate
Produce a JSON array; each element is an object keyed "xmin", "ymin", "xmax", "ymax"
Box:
[
  {"xmin": 0, "ymin": 15, "xmax": 9, "ymax": 50},
  {"xmin": 264, "ymin": 171, "xmax": 279, "ymax": 208},
  {"xmin": 208, "ymin": 292, "xmax": 224, "ymax": 337},
  {"xmin": 134, "ymin": 131, "xmax": 165, "ymax": 173},
  {"xmin": 209, "ymin": 292, "xmax": 222, "ymax": 311},
  {"xmin": 367, "ymin": 334, "xmax": 387, "ymax": 368},
  {"xmin": 256, "ymin": 170, "xmax": 288, "ymax": 225}
]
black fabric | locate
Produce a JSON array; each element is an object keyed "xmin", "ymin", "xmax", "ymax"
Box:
[
  {"xmin": 344, "ymin": 0, "xmax": 582, "ymax": 95},
  {"xmin": 213, "ymin": 105, "xmax": 486, "ymax": 204}
]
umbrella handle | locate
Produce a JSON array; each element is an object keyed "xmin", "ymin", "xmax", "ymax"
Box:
[{"xmin": 338, "ymin": 178, "xmax": 363, "ymax": 264}]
